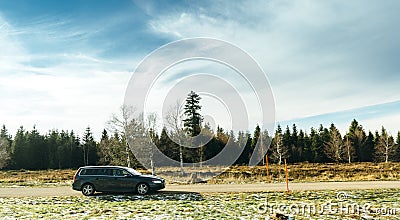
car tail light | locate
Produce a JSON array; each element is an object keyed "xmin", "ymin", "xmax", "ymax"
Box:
[{"xmin": 73, "ymin": 169, "xmax": 80, "ymax": 182}]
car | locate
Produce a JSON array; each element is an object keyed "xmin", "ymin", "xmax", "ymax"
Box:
[{"xmin": 72, "ymin": 166, "xmax": 165, "ymax": 196}]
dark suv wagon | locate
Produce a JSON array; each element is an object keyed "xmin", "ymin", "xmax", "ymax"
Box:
[{"xmin": 72, "ymin": 166, "xmax": 165, "ymax": 196}]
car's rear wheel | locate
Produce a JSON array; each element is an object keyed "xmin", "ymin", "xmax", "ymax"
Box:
[
  {"xmin": 81, "ymin": 183, "xmax": 95, "ymax": 196},
  {"xmin": 136, "ymin": 183, "xmax": 149, "ymax": 195}
]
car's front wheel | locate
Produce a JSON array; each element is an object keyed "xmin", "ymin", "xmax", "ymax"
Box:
[
  {"xmin": 81, "ymin": 183, "xmax": 95, "ymax": 196},
  {"xmin": 136, "ymin": 183, "xmax": 149, "ymax": 195}
]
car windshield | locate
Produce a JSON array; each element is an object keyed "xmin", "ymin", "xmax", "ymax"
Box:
[{"xmin": 126, "ymin": 168, "xmax": 141, "ymax": 175}]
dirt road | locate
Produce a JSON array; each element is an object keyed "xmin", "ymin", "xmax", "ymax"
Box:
[{"xmin": 0, "ymin": 181, "xmax": 399, "ymax": 197}]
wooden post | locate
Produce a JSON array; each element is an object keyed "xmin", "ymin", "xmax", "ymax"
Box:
[
  {"xmin": 266, "ymin": 154, "xmax": 270, "ymax": 183},
  {"xmin": 284, "ymin": 159, "xmax": 289, "ymax": 193}
]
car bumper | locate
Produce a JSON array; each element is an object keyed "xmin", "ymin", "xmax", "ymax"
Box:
[
  {"xmin": 149, "ymin": 182, "xmax": 165, "ymax": 191},
  {"xmin": 72, "ymin": 182, "xmax": 81, "ymax": 191}
]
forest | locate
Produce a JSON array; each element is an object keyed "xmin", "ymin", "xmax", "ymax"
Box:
[{"xmin": 0, "ymin": 91, "xmax": 399, "ymax": 170}]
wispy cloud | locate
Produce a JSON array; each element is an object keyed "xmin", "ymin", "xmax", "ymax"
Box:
[
  {"xmin": 147, "ymin": 0, "xmax": 400, "ymax": 133},
  {"xmin": 281, "ymin": 100, "xmax": 400, "ymax": 134},
  {"xmin": 0, "ymin": 13, "xmax": 134, "ymax": 138},
  {"xmin": 1, "ymin": 0, "xmax": 399, "ymax": 138}
]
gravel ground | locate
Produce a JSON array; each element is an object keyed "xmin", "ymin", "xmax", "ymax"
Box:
[{"xmin": 0, "ymin": 181, "xmax": 399, "ymax": 197}]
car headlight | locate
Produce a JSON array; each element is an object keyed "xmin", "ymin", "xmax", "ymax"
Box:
[{"xmin": 152, "ymin": 180, "xmax": 162, "ymax": 184}]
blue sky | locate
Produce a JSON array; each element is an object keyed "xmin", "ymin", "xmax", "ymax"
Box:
[{"xmin": 1, "ymin": 0, "xmax": 400, "ymax": 139}]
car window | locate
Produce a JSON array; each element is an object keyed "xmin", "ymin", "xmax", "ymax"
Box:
[
  {"xmin": 122, "ymin": 169, "xmax": 131, "ymax": 176},
  {"xmin": 79, "ymin": 169, "xmax": 87, "ymax": 175},
  {"xmin": 80, "ymin": 169, "xmax": 96, "ymax": 175},
  {"xmin": 80, "ymin": 168, "xmax": 109, "ymax": 176},
  {"xmin": 80, "ymin": 168, "xmax": 138, "ymax": 176},
  {"xmin": 126, "ymin": 168, "xmax": 141, "ymax": 175},
  {"xmin": 105, "ymin": 169, "xmax": 113, "ymax": 176},
  {"xmin": 113, "ymin": 169, "xmax": 123, "ymax": 176},
  {"xmin": 113, "ymin": 169, "xmax": 131, "ymax": 176}
]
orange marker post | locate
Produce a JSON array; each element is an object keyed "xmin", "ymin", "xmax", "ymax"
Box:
[
  {"xmin": 284, "ymin": 159, "xmax": 289, "ymax": 193},
  {"xmin": 266, "ymin": 155, "xmax": 270, "ymax": 183}
]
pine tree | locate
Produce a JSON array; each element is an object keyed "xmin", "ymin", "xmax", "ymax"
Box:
[
  {"xmin": 157, "ymin": 127, "xmax": 179, "ymax": 164},
  {"xmin": 302, "ymin": 131, "xmax": 312, "ymax": 162},
  {"xmin": 236, "ymin": 131, "xmax": 252, "ymax": 165},
  {"xmin": 28, "ymin": 126, "xmax": 47, "ymax": 169},
  {"xmin": 282, "ymin": 126, "xmax": 292, "ymax": 161},
  {"xmin": 395, "ymin": 132, "xmax": 400, "ymax": 162},
  {"xmin": 69, "ymin": 131, "xmax": 83, "ymax": 168},
  {"xmin": 11, "ymin": 126, "xmax": 28, "ymax": 169},
  {"xmin": 309, "ymin": 127, "xmax": 322, "ymax": 162},
  {"xmin": 98, "ymin": 129, "xmax": 110, "ymax": 165},
  {"xmin": 362, "ymin": 131, "xmax": 375, "ymax": 162},
  {"xmin": 183, "ymin": 91, "xmax": 203, "ymax": 137},
  {"xmin": 82, "ymin": 127, "xmax": 98, "ymax": 166},
  {"xmin": 319, "ymin": 125, "xmax": 331, "ymax": 162}
]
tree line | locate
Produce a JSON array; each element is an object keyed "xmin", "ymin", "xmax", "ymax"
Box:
[{"xmin": 0, "ymin": 91, "xmax": 399, "ymax": 170}]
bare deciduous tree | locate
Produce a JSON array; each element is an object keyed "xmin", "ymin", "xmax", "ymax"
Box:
[
  {"xmin": 145, "ymin": 112, "xmax": 159, "ymax": 175},
  {"xmin": 0, "ymin": 137, "xmax": 10, "ymax": 169},
  {"xmin": 165, "ymin": 100, "xmax": 186, "ymax": 175},
  {"xmin": 107, "ymin": 105, "xmax": 137, "ymax": 167},
  {"xmin": 343, "ymin": 135, "xmax": 354, "ymax": 163},
  {"xmin": 271, "ymin": 132, "xmax": 288, "ymax": 165},
  {"xmin": 375, "ymin": 127, "xmax": 395, "ymax": 163},
  {"xmin": 324, "ymin": 127, "xmax": 344, "ymax": 163}
]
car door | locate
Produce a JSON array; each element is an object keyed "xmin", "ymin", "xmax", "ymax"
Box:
[
  {"xmin": 92, "ymin": 168, "xmax": 112, "ymax": 191},
  {"xmin": 108, "ymin": 168, "xmax": 137, "ymax": 192}
]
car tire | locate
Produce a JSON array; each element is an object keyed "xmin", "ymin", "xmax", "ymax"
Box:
[
  {"xmin": 81, "ymin": 183, "xmax": 95, "ymax": 196},
  {"xmin": 136, "ymin": 183, "xmax": 149, "ymax": 195}
]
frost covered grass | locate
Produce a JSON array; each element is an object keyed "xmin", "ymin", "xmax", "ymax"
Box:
[{"xmin": 0, "ymin": 189, "xmax": 399, "ymax": 219}]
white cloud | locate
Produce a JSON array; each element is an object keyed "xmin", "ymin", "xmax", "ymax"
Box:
[
  {"xmin": 147, "ymin": 1, "xmax": 400, "ymax": 131},
  {"xmin": 0, "ymin": 15, "xmax": 134, "ymax": 139},
  {"xmin": 1, "ymin": 1, "xmax": 399, "ymax": 139}
]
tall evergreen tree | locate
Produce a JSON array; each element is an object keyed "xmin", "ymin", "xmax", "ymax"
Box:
[
  {"xmin": 28, "ymin": 126, "xmax": 47, "ymax": 169},
  {"xmin": 250, "ymin": 125, "xmax": 261, "ymax": 163},
  {"xmin": 309, "ymin": 127, "xmax": 322, "ymax": 162},
  {"xmin": 11, "ymin": 126, "xmax": 28, "ymax": 169},
  {"xmin": 46, "ymin": 130, "xmax": 60, "ymax": 169},
  {"xmin": 157, "ymin": 127, "xmax": 179, "ymax": 164},
  {"xmin": 302, "ymin": 131, "xmax": 312, "ymax": 162},
  {"xmin": 82, "ymin": 127, "xmax": 98, "ymax": 166},
  {"xmin": 183, "ymin": 91, "xmax": 203, "ymax": 137},
  {"xmin": 282, "ymin": 126, "xmax": 292, "ymax": 161},
  {"xmin": 361, "ymin": 131, "xmax": 375, "ymax": 162},
  {"xmin": 236, "ymin": 131, "xmax": 252, "ymax": 165},
  {"xmin": 290, "ymin": 124, "xmax": 302, "ymax": 162},
  {"xmin": 395, "ymin": 132, "xmax": 400, "ymax": 162},
  {"xmin": 98, "ymin": 129, "xmax": 111, "ymax": 165},
  {"xmin": 319, "ymin": 125, "xmax": 331, "ymax": 162},
  {"xmin": 69, "ymin": 131, "xmax": 83, "ymax": 168}
]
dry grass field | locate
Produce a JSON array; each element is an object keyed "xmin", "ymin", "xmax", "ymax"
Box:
[
  {"xmin": 211, "ymin": 162, "xmax": 400, "ymax": 184},
  {"xmin": 0, "ymin": 162, "xmax": 399, "ymax": 186}
]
